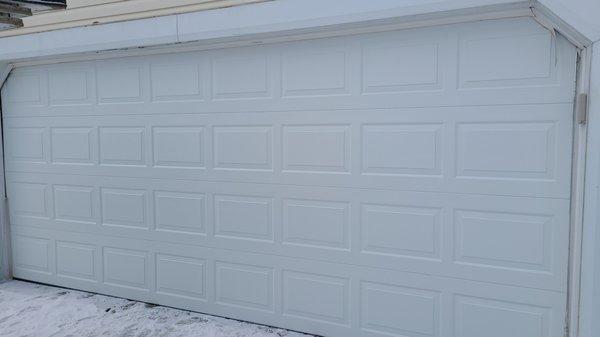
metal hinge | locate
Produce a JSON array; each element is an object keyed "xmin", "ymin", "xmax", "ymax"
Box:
[{"xmin": 576, "ymin": 93, "xmax": 589, "ymax": 125}]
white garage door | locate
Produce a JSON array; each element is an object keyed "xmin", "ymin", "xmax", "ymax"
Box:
[{"xmin": 1, "ymin": 17, "xmax": 577, "ymax": 337}]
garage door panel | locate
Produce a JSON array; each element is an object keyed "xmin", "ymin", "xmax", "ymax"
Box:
[
  {"xmin": 455, "ymin": 122, "xmax": 557, "ymax": 179},
  {"xmin": 361, "ymin": 123, "xmax": 443, "ymax": 176},
  {"xmin": 47, "ymin": 65, "xmax": 95, "ymax": 106},
  {"xmin": 95, "ymin": 60, "xmax": 148, "ymax": 104},
  {"xmin": 12, "ymin": 234, "xmax": 53, "ymax": 276},
  {"xmin": 3, "ymin": 103, "xmax": 573, "ymax": 198},
  {"xmin": 10, "ymin": 225, "xmax": 566, "ymax": 337},
  {"xmin": 453, "ymin": 210, "xmax": 553, "ymax": 270},
  {"xmin": 4, "ymin": 126, "xmax": 47, "ymax": 163},
  {"xmin": 2, "ymin": 69, "xmax": 48, "ymax": 107},
  {"xmin": 53, "ymin": 184, "xmax": 97, "ymax": 224},
  {"xmin": 281, "ymin": 44, "xmax": 352, "ymax": 97},
  {"xmin": 2, "ymin": 19, "xmax": 576, "ymax": 121},
  {"xmin": 6, "ymin": 172, "xmax": 569, "ymax": 290}
]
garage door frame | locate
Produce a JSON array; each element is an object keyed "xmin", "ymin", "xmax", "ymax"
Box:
[{"xmin": 0, "ymin": 4, "xmax": 593, "ymax": 337}]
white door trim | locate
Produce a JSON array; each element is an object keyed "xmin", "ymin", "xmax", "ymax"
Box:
[{"xmin": 567, "ymin": 45, "xmax": 592, "ymax": 337}]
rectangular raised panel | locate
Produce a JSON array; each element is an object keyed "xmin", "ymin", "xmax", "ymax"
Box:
[
  {"xmin": 361, "ymin": 204, "xmax": 440, "ymax": 259},
  {"xmin": 282, "ymin": 125, "xmax": 350, "ymax": 173},
  {"xmin": 283, "ymin": 199, "xmax": 349, "ymax": 250},
  {"xmin": 460, "ymin": 33, "xmax": 553, "ymax": 87},
  {"xmin": 362, "ymin": 43, "xmax": 439, "ymax": 93},
  {"xmin": 97, "ymin": 65, "xmax": 143, "ymax": 103},
  {"xmin": 212, "ymin": 55, "xmax": 270, "ymax": 100},
  {"xmin": 103, "ymin": 247, "xmax": 148, "ymax": 290},
  {"xmin": 12, "ymin": 236, "xmax": 51, "ymax": 274},
  {"xmin": 4, "ymin": 71, "xmax": 42, "ymax": 104},
  {"xmin": 151, "ymin": 63, "xmax": 202, "ymax": 101},
  {"xmin": 283, "ymin": 271, "xmax": 349, "ymax": 325},
  {"xmin": 5, "ymin": 127, "xmax": 45, "ymax": 163},
  {"xmin": 455, "ymin": 210, "xmax": 552, "ymax": 271},
  {"xmin": 154, "ymin": 191, "xmax": 206, "ymax": 234},
  {"xmin": 10, "ymin": 182, "xmax": 48, "ymax": 219},
  {"xmin": 153, "ymin": 126, "xmax": 204, "ymax": 168},
  {"xmin": 282, "ymin": 49, "xmax": 348, "ymax": 96},
  {"xmin": 101, "ymin": 188, "xmax": 147, "ymax": 229},
  {"xmin": 456, "ymin": 122, "xmax": 555, "ymax": 179},
  {"xmin": 51, "ymin": 128, "xmax": 93, "ymax": 164},
  {"xmin": 54, "ymin": 185, "xmax": 95, "ymax": 224},
  {"xmin": 99, "ymin": 127, "xmax": 145, "ymax": 166},
  {"xmin": 213, "ymin": 126, "xmax": 272, "ymax": 171},
  {"xmin": 56, "ymin": 241, "xmax": 96, "ymax": 281},
  {"xmin": 362, "ymin": 124, "xmax": 442, "ymax": 176},
  {"xmin": 49, "ymin": 69, "xmax": 89, "ymax": 104},
  {"xmin": 214, "ymin": 195, "xmax": 273, "ymax": 241},
  {"xmin": 216, "ymin": 262, "xmax": 274, "ymax": 311},
  {"xmin": 361, "ymin": 282, "xmax": 439, "ymax": 337},
  {"xmin": 455, "ymin": 295, "xmax": 548, "ymax": 337},
  {"xmin": 156, "ymin": 254, "xmax": 206, "ymax": 300}
]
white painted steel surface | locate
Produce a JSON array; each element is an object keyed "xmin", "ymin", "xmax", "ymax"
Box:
[{"xmin": 1, "ymin": 18, "xmax": 577, "ymax": 337}]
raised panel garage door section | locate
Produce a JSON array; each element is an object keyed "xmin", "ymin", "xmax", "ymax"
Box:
[{"xmin": 1, "ymin": 17, "xmax": 577, "ymax": 337}]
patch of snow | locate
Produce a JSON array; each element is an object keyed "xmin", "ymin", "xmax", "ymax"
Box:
[{"xmin": 0, "ymin": 280, "xmax": 314, "ymax": 337}]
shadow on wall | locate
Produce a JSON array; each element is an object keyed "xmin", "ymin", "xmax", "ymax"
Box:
[
  {"xmin": 0, "ymin": 200, "xmax": 6, "ymax": 283},
  {"xmin": 0, "ymin": 190, "xmax": 7, "ymax": 283},
  {"xmin": 0, "ymin": 65, "xmax": 7, "ymax": 283}
]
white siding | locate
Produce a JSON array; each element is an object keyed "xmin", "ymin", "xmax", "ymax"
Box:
[{"xmin": 0, "ymin": 0, "xmax": 267, "ymax": 37}]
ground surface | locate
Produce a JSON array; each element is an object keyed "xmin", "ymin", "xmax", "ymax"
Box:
[{"xmin": 0, "ymin": 280, "xmax": 313, "ymax": 337}]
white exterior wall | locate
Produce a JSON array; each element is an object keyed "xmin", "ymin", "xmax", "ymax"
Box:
[{"xmin": 539, "ymin": 0, "xmax": 600, "ymax": 42}]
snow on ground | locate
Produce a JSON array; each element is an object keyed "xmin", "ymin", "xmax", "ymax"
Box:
[{"xmin": 0, "ymin": 280, "xmax": 314, "ymax": 337}]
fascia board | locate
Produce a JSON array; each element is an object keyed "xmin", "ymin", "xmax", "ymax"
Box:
[
  {"xmin": 0, "ymin": 14, "xmax": 178, "ymax": 61},
  {"xmin": 176, "ymin": 0, "xmax": 527, "ymax": 42}
]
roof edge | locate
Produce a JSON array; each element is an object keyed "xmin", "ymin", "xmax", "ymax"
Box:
[{"xmin": 532, "ymin": 1, "xmax": 592, "ymax": 49}]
